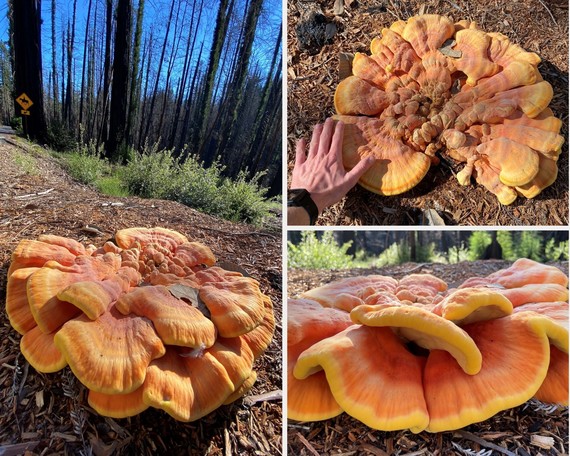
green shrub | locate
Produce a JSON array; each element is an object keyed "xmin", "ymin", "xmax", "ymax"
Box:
[
  {"xmin": 216, "ymin": 170, "xmax": 273, "ymax": 225},
  {"xmin": 122, "ymin": 147, "xmax": 177, "ymax": 198},
  {"xmin": 544, "ymin": 239, "xmax": 568, "ymax": 261},
  {"xmin": 63, "ymin": 152, "xmax": 109, "ymax": 184},
  {"xmin": 447, "ymin": 244, "xmax": 470, "ymax": 264},
  {"xmin": 497, "ymin": 231, "xmax": 516, "ymax": 260},
  {"xmin": 10, "ymin": 116, "xmax": 22, "ymax": 134},
  {"xmin": 288, "ymin": 232, "xmax": 354, "ymax": 269},
  {"xmin": 517, "ymin": 231, "xmax": 543, "ymax": 261},
  {"xmin": 375, "ymin": 241, "xmax": 410, "ymax": 267},
  {"xmin": 468, "ymin": 232, "xmax": 491, "ymax": 260},
  {"xmin": 46, "ymin": 120, "xmax": 76, "ymax": 151}
]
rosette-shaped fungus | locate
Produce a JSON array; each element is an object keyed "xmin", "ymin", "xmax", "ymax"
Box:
[
  {"xmin": 333, "ymin": 14, "xmax": 563, "ymax": 204},
  {"xmin": 6, "ymin": 228, "xmax": 275, "ymax": 421},
  {"xmin": 289, "ymin": 259, "xmax": 568, "ymax": 432}
]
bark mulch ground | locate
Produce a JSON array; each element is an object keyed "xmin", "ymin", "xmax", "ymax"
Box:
[
  {"xmin": 288, "ymin": 260, "xmax": 569, "ymax": 455},
  {"xmin": 287, "ymin": 0, "xmax": 569, "ymax": 226},
  {"xmin": 0, "ymin": 135, "xmax": 283, "ymax": 455}
]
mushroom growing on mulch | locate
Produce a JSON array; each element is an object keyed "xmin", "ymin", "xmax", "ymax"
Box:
[
  {"xmin": 288, "ymin": 259, "xmax": 568, "ymax": 432},
  {"xmin": 332, "ymin": 14, "xmax": 563, "ymax": 204},
  {"xmin": 6, "ymin": 227, "xmax": 275, "ymax": 421}
]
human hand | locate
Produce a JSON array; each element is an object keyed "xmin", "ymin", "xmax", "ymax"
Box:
[{"xmin": 290, "ymin": 118, "xmax": 375, "ymax": 214}]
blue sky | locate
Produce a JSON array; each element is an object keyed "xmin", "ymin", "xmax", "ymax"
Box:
[{"xmin": 0, "ymin": 0, "xmax": 282, "ymax": 91}]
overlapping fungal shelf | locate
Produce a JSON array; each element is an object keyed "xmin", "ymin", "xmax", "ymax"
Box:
[
  {"xmin": 6, "ymin": 227, "xmax": 275, "ymax": 421},
  {"xmin": 288, "ymin": 259, "xmax": 568, "ymax": 432},
  {"xmin": 333, "ymin": 14, "xmax": 563, "ymax": 204}
]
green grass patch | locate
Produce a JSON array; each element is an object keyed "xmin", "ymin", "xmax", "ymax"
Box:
[
  {"xmin": 13, "ymin": 151, "xmax": 39, "ymax": 175},
  {"xmin": 95, "ymin": 175, "xmax": 130, "ymax": 197}
]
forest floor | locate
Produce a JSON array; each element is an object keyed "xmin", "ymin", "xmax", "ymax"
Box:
[
  {"xmin": 0, "ymin": 134, "xmax": 283, "ymax": 455},
  {"xmin": 288, "ymin": 260, "xmax": 569, "ymax": 455},
  {"xmin": 287, "ymin": 0, "xmax": 569, "ymax": 226}
]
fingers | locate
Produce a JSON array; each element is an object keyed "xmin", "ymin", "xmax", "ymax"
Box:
[
  {"xmin": 295, "ymin": 138, "xmax": 307, "ymax": 166},
  {"xmin": 309, "ymin": 123, "xmax": 323, "ymax": 157},
  {"xmin": 331, "ymin": 120, "xmax": 345, "ymax": 162},
  {"xmin": 317, "ymin": 118, "xmax": 336, "ymax": 156},
  {"xmin": 345, "ymin": 156, "xmax": 375, "ymax": 186}
]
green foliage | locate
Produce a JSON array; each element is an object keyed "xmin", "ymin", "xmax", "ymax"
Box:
[
  {"xmin": 417, "ymin": 242, "xmax": 437, "ymax": 263},
  {"xmin": 468, "ymin": 232, "xmax": 492, "ymax": 260},
  {"xmin": 517, "ymin": 231, "xmax": 543, "ymax": 261},
  {"xmin": 9, "ymin": 116, "xmax": 22, "ymax": 134},
  {"xmin": 121, "ymin": 145, "xmax": 274, "ymax": 226},
  {"xmin": 544, "ymin": 239, "xmax": 569, "ymax": 261},
  {"xmin": 497, "ymin": 231, "xmax": 516, "ymax": 260},
  {"xmin": 122, "ymin": 146, "xmax": 177, "ymax": 198},
  {"xmin": 62, "ymin": 150, "xmax": 110, "ymax": 184},
  {"xmin": 13, "ymin": 151, "xmax": 38, "ymax": 175},
  {"xmin": 95, "ymin": 175, "xmax": 130, "ymax": 197},
  {"xmin": 288, "ymin": 232, "xmax": 355, "ymax": 269},
  {"xmin": 46, "ymin": 120, "xmax": 76, "ymax": 151},
  {"xmin": 375, "ymin": 241, "xmax": 410, "ymax": 267},
  {"xmin": 447, "ymin": 244, "xmax": 470, "ymax": 264}
]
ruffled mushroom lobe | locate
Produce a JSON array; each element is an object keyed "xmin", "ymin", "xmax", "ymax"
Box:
[
  {"xmin": 288, "ymin": 299, "xmax": 353, "ymax": 422},
  {"xmin": 294, "ymin": 325, "xmax": 430, "ymax": 433}
]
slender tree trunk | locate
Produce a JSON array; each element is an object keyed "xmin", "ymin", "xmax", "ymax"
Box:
[
  {"xmin": 156, "ymin": 0, "xmax": 185, "ymax": 144},
  {"xmin": 142, "ymin": 0, "xmax": 175, "ymax": 143},
  {"xmin": 51, "ymin": 0, "xmax": 58, "ymax": 122},
  {"xmin": 78, "ymin": 0, "xmax": 92, "ymax": 135},
  {"xmin": 99, "ymin": 0, "xmax": 113, "ymax": 147},
  {"xmin": 11, "ymin": 0, "xmax": 47, "ymax": 142},
  {"xmin": 178, "ymin": 40, "xmax": 204, "ymax": 154},
  {"xmin": 215, "ymin": 0, "xmax": 263, "ymax": 174},
  {"xmin": 106, "ymin": 0, "xmax": 132, "ymax": 161},
  {"xmin": 193, "ymin": 0, "xmax": 234, "ymax": 153},
  {"xmin": 169, "ymin": 0, "xmax": 203, "ymax": 151},
  {"xmin": 137, "ymin": 30, "xmax": 153, "ymax": 149},
  {"xmin": 63, "ymin": 0, "xmax": 77, "ymax": 127},
  {"xmin": 126, "ymin": 0, "xmax": 144, "ymax": 147}
]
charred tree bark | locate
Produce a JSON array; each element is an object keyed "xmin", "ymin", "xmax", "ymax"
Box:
[
  {"xmin": 11, "ymin": 0, "xmax": 47, "ymax": 142},
  {"xmin": 78, "ymin": 0, "xmax": 92, "ymax": 133},
  {"xmin": 99, "ymin": 0, "xmax": 113, "ymax": 148},
  {"xmin": 106, "ymin": 0, "xmax": 132, "ymax": 161},
  {"xmin": 126, "ymin": 0, "xmax": 145, "ymax": 146},
  {"xmin": 63, "ymin": 0, "xmax": 77, "ymax": 127}
]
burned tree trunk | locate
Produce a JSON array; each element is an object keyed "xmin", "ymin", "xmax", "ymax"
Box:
[{"xmin": 11, "ymin": 0, "xmax": 47, "ymax": 142}]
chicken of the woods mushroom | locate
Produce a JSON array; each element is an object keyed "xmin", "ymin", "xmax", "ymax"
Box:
[
  {"xmin": 288, "ymin": 259, "xmax": 568, "ymax": 432},
  {"xmin": 332, "ymin": 14, "xmax": 563, "ymax": 204},
  {"xmin": 6, "ymin": 227, "xmax": 275, "ymax": 421}
]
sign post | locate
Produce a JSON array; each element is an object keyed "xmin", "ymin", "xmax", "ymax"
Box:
[{"xmin": 15, "ymin": 93, "xmax": 33, "ymax": 136}]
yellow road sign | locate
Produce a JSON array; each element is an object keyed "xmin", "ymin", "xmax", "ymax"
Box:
[
  {"xmin": 21, "ymin": 109, "xmax": 30, "ymax": 116},
  {"xmin": 16, "ymin": 93, "xmax": 33, "ymax": 110}
]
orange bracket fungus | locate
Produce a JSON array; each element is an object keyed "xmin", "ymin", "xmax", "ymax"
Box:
[
  {"xmin": 332, "ymin": 14, "xmax": 563, "ymax": 204},
  {"xmin": 288, "ymin": 259, "xmax": 568, "ymax": 432},
  {"xmin": 6, "ymin": 227, "xmax": 275, "ymax": 421}
]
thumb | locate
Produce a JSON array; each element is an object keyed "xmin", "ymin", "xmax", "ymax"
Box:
[{"xmin": 345, "ymin": 157, "xmax": 375, "ymax": 185}]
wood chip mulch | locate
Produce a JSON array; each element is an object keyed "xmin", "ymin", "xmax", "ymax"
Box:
[
  {"xmin": 0, "ymin": 136, "xmax": 283, "ymax": 455},
  {"xmin": 287, "ymin": 0, "xmax": 569, "ymax": 226},
  {"xmin": 288, "ymin": 261, "xmax": 569, "ymax": 455}
]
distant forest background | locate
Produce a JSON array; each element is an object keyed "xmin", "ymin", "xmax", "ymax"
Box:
[
  {"xmin": 288, "ymin": 231, "xmax": 570, "ymax": 269},
  {"xmin": 1, "ymin": 0, "xmax": 282, "ymax": 198}
]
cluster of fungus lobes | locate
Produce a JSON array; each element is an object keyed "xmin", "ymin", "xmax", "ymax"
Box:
[
  {"xmin": 6, "ymin": 227, "xmax": 275, "ymax": 421},
  {"xmin": 288, "ymin": 259, "xmax": 568, "ymax": 432},
  {"xmin": 333, "ymin": 14, "xmax": 564, "ymax": 204}
]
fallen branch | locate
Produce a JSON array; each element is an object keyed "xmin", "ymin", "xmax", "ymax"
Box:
[
  {"xmin": 243, "ymin": 389, "xmax": 282, "ymax": 406},
  {"xmin": 455, "ymin": 430, "xmax": 517, "ymax": 456},
  {"xmin": 13, "ymin": 188, "xmax": 55, "ymax": 199}
]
